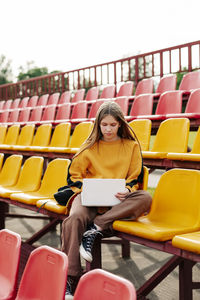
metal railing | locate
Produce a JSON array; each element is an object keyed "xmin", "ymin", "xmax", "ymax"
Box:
[{"xmin": 0, "ymin": 40, "xmax": 200, "ymax": 100}]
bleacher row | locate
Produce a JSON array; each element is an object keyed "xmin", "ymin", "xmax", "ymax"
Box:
[{"xmin": 1, "ymin": 71, "xmax": 200, "ymax": 129}]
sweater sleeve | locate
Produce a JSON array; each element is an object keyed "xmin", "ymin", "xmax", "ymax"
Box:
[{"xmin": 125, "ymin": 142, "xmax": 143, "ymax": 192}]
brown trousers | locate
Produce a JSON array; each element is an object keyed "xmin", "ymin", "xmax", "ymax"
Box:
[{"xmin": 61, "ymin": 190, "xmax": 152, "ymax": 276}]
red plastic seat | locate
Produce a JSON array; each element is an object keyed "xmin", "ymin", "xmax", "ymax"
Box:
[
  {"xmin": 88, "ymin": 100, "xmax": 105, "ymax": 121},
  {"xmin": 37, "ymin": 94, "xmax": 49, "ymax": 106},
  {"xmin": 0, "ymin": 229, "xmax": 21, "ymax": 300},
  {"xmin": 0, "ymin": 110, "xmax": 10, "ymax": 123},
  {"xmin": 53, "ymin": 103, "xmax": 71, "ymax": 124},
  {"xmin": 126, "ymin": 94, "xmax": 154, "ymax": 121},
  {"xmin": 15, "ymin": 246, "xmax": 68, "ymax": 300},
  {"xmin": 0, "ymin": 101, "xmax": 5, "ymax": 110},
  {"xmin": 115, "ymin": 96, "xmax": 129, "ymax": 115},
  {"xmin": 39, "ymin": 105, "xmax": 57, "ymax": 124},
  {"xmin": 27, "ymin": 96, "xmax": 39, "ymax": 107},
  {"xmin": 155, "ymin": 75, "xmax": 177, "ymax": 96},
  {"xmin": 10, "ymin": 98, "xmax": 21, "ymax": 109},
  {"xmin": 71, "ymin": 89, "xmax": 85, "ymax": 103},
  {"xmin": 46, "ymin": 92, "xmax": 60, "ymax": 106},
  {"xmin": 116, "ymin": 81, "xmax": 134, "ymax": 97},
  {"xmin": 18, "ymin": 97, "xmax": 29, "ymax": 108},
  {"xmin": 135, "ymin": 78, "xmax": 154, "ymax": 96},
  {"xmin": 5, "ymin": 108, "xmax": 20, "ymax": 124},
  {"xmin": 85, "ymin": 86, "xmax": 99, "ymax": 101},
  {"xmin": 100, "ymin": 85, "xmax": 115, "ymax": 99},
  {"xmin": 179, "ymin": 70, "xmax": 200, "ymax": 93},
  {"xmin": 70, "ymin": 101, "xmax": 88, "ymax": 123},
  {"xmin": 58, "ymin": 91, "xmax": 71, "ymax": 105},
  {"xmin": 3, "ymin": 99, "xmax": 13, "ymax": 110},
  {"xmin": 28, "ymin": 106, "xmax": 43, "ymax": 123},
  {"xmin": 73, "ymin": 269, "xmax": 136, "ymax": 300}
]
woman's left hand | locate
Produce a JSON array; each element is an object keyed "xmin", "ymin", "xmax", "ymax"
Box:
[{"xmin": 115, "ymin": 188, "xmax": 129, "ymax": 202}]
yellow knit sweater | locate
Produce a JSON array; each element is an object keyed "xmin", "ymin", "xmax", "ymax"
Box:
[{"xmin": 67, "ymin": 138, "xmax": 142, "ymax": 193}]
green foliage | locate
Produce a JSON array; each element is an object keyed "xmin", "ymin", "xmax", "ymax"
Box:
[
  {"xmin": 0, "ymin": 55, "xmax": 13, "ymax": 84},
  {"xmin": 176, "ymin": 68, "xmax": 188, "ymax": 89},
  {"xmin": 17, "ymin": 61, "xmax": 49, "ymax": 81}
]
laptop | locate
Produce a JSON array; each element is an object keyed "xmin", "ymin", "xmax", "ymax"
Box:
[{"xmin": 81, "ymin": 178, "xmax": 126, "ymax": 206}]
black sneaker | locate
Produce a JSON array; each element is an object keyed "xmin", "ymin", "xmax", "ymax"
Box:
[
  {"xmin": 65, "ymin": 276, "xmax": 74, "ymax": 300},
  {"xmin": 80, "ymin": 224, "xmax": 103, "ymax": 262}
]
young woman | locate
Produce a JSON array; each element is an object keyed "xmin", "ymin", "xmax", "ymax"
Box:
[{"xmin": 54, "ymin": 101, "xmax": 152, "ymax": 299}]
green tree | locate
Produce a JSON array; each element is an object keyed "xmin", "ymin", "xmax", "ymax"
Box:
[
  {"xmin": 0, "ymin": 55, "xmax": 13, "ymax": 84},
  {"xmin": 17, "ymin": 61, "xmax": 49, "ymax": 81}
]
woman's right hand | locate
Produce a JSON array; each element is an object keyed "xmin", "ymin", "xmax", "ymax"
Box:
[{"xmin": 115, "ymin": 188, "xmax": 129, "ymax": 202}]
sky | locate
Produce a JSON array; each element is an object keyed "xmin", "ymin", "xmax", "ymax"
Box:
[{"xmin": 1, "ymin": 0, "xmax": 200, "ymax": 81}]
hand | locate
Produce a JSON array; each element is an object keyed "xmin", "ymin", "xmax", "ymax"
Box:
[{"xmin": 115, "ymin": 188, "xmax": 129, "ymax": 202}]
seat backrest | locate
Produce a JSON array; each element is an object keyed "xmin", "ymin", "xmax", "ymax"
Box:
[
  {"xmin": 185, "ymin": 88, "xmax": 200, "ymax": 113},
  {"xmin": 156, "ymin": 75, "xmax": 177, "ymax": 94},
  {"xmin": 14, "ymin": 156, "xmax": 44, "ymax": 191},
  {"xmin": 47, "ymin": 92, "xmax": 60, "ymax": 105},
  {"xmin": 18, "ymin": 97, "xmax": 29, "ymax": 108},
  {"xmin": 85, "ymin": 87, "xmax": 99, "ymax": 101},
  {"xmin": 41, "ymin": 105, "xmax": 57, "ymax": 122},
  {"xmin": 15, "ymin": 246, "xmax": 68, "ymax": 300},
  {"xmin": 37, "ymin": 158, "xmax": 71, "ymax": 196},
  {"xmin": 0, "ymin": 125, "xmax": 7, "ymax": 144},
  {"xmin": 7, "ymin": 108, "xmax": 20, "ymax": 123},
  {"xmin": 29, "ymin": 106, "xmax": 43, "ymax": 122},
  {"xmin": 155, "ymin": 90, "xmax": 183, "ymax": 115},
  {"xmin": 100, "ymin": 85, "xmax": 115, "ymax": 99},
  {"xmin": 0, "ymin": 110, "xmax": 10, "ymax": 122},
  {"xmin": 179, "ymin": 71, "xmax": 200, "ymax": 91},
  {"xmin": 18, "ymin": 107, "xmax": 32, "ymax": 123},
  {"xmin": 11, "ymin": 98, "xmax": 21, "ymax": 109},
  {"xmin": 129, "ymin": 119, "xmax": 152, "ymax": 151},
  {"xmin": 31, "ymin": 124, "xmax": 52, "ymax": 147},
  {"xmin": 58, "ymin": 91, "xmax": 71, "ymax": 104},
  {"xmin": 55, "ymin": 103, "xmax": 71, "ymax": 121},
  {"xmin": 116, "ymin": 81, "xmax": 134, "ymax": 97},
  {"xmin": 73, "ymin": 269, "xmax": 136, "ymax": 300},
  {"xmin": 148, "ymin": 168, "xmax": 200, "ymax": 228},
  {"xmin": 49, "ymin": 123, "xmax": 71, "ymax": 147},
  {"xmin": 135, "ymin": 78, "xmax": 154, "ymax": 96},
  {"xmin": 71, "ymin": 102, "xmax": 88, "ymax": 119},
  {"xmin": 0, "ymin": 155, "xmax": 23, "ymax": 186},
  {"xmin": 0, "ymin": 229, "xmax": 21, "ymax": 300},
  {"xmin": 191, "ymin": 126, "xmax": 200, "ymax": 154},
  {"xmin": 3, "ymin": 124, "xmax": 20, "ymax": 145},
  {"xmin": 3, "ymin": 99, "xmax": 13, "ymax": 110},
  {"xmin": 16, "ymin": 124, "xmax": 35, "ymax": 146},
  {"xmin": 115, "ymin": 97, "xmax": 129, "ymax": 115},
  {"xmin": 27, "ymin": 95, "xmax": 39, "ymax": 107},
  {"xmin": 37, "ymin": 94, "xmax": 49, "ymax": 106},
  {"xmin": 151, "ymin": 118, "xmax": 190, "ymax": 153},
  {"xmin": 0, "ymin": 153, "xmax": 4, "ymax": 171},
  {"xmin": 71, "ymin": 89, "xmax": 85, "ymax": 103},
  {"xmin": 88, "ymin": 100, "xmax": 105, "ymax": 118},
  {"xmin": 129, "ymin": 94, "xmax": 154, "ymax": 116},
  {"xmin": 69, "ymin": 122, "xmax": 93, "ymax": 148},
  {"xmin": 0, "ymin": 100, "xmax": 5, "ymax": 110}
]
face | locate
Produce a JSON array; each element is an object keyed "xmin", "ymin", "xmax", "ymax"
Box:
[{"xmin": 100, "ymin": 115, "xmax": 120, "ymax": 142}]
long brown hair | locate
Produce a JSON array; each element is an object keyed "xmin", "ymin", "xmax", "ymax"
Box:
[{"xmin": 75, "ymin": 101, "xmax": 139, "ymax": 156}]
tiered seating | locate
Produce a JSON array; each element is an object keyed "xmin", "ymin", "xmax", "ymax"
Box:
[{"xmin": 125, "ymin": 94, "xmax": 154, "ymax": 121}]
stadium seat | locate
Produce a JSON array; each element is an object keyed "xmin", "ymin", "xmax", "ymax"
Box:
[
  {"xmin": 154, "ymin": 74, "xmax": 177, "ymax": 97},
  {"xmin": 15, "ymin": 246, "xmax": 68, "ymax": 300},
  {"xmin": 11, "ymin": 158, "xmax": 71, "ymax": 205},
  {"xmin": 27, "ymin": 106, "xmax": 43, "ymax": 123},
  {"xmin": 0, "ymin": 156, "xmax": 44, "ymax": 198},
  {"xmin": 87, "ymin": 100, "xmax": 105, "ymax": 121},
  {"xmin": 58, "ymin": 91, "xmax": 71, "ymax": 105},
  {"xmin": 10, "ymin": 98, "xmax": 21, "ymax": 109},
  {"xmin": 71, "ymin": 89, "xmax": 85, "ymax": 103},
  {"xmin": 10, "ymin": 124, "xmax": 35, "ymax": 150},
  {"xmin": 85, "ymin": 86, "xmax": 99, "ymax": 101},
  {"xmin": 113, "ymin": 168, "xmax": 200, "ymax": 241},
  {"xmin": 53, "ymin": 103, "xmax": 71, "ymax": 124},
  {"xmin": 46, "ymin": 92, "xmax": 60, "ymax": 106},
  {"xmin": 100, "ymin": 85, "xmax": 115, "ymax": 99},
  {"xmin": 37, "ymin": 94, "xmax": 49, "ymax": 106},
  {"xmin": 16, "ymin": 107, "xmax": 32, "ymax": 125},
  {"xmin": 0, "ymin": 124, "xmax": 20, "ymax": 149},
  {"xmin": 27, "ymin": 95, "xmax": 39, "ymax": 107},
  {"xmin": 18, "ymin": 97, "xmax": 29, "ymax": 108},
  {"xmin": 0, "ymin": 153, "xmax": 4, "ymax": 171},
  {"xmin": 5, "ymin": 108, "xmax": 20, "ymax": 124},
  {"xmin": 126, "ymin": 94, "xmax": 154, "ymax": 121},
  {"xmin": 179, "ymin": 70, "xmax": 200, "ymax": 93},
  {"xmin": 116, "ymin": 81, "xmax": 134, "ymax": 97},
  {"xmin": 115, "ymin": 96, "xmax": 129, "ymax": 115},
  {"xmin": 142, "ymin": 118, "xmax": 189, "ymax": 159},
  {"xmin": 129, "ymin": 119, "xmax": 152, "ymax": 151},
  {"xmin": 0, "ymin": 229, "xmax": 21, "ymax": 300},
  {"xmin": 0, "ymin": 101, "xmax": 5, "ymax": 110},
  {"xmin": 0, "ymin": 124, "xmax": 7, "ymax": 144},
  {"xmin": 172, "ymin": 231, "xmax": 200, "ymax": 254},
  {"xmin": 138, "ymin": 90, "xmax": 183, "ymax": 120},
  {"xmin": 0, "ymin": 110, "xmax": 10, "ymax": 123},
  {"xmin": 73, "ymin": 269, "xmax": 136, "ymax": 300},
  {"xmin": 2, "ymin": 99, "xmax": 13, "ymax": 110},
  {"xmin": 38, "ymin": 105, "xmax": 57, "ymax": 124},
  {"xmin": 0, "ymin": 155, "xmax": 23, "ymax": 188},
  {"xmin": 135, "ymin": 78, "xmax": 154, "ymax": 96},
  {"xmin": 70, "ymin": 101, "xmax": 88, "ymax": 123}
]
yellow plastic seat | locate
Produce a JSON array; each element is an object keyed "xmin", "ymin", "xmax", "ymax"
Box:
[
  {"xmin": 57, "ymin": 122, "xmax": 93, "ymax": 154},
  {"xmin": 0, "ymin": 125, "xmax": 7, "ymax": 144},
  {"xmin": 15, "ymin": 124, "xmax": 52, "ymax": 151},
  {"xmin": 167, "ymin": 126, "xmax": 200, "ymax": 161},
  {"xmin": 142, "ymin": 118, "xmax": 190, "ymax": 159},
  {"xmin": 0, "ymin": 156, "xmax": 44, "ymax": 198},
  {"xmin": 0, "ymin": 124, "xmax": 20, "ymax": 149},
  {"xmin": 172, "ymin": 231, "xmax": 200, "ymax": 254},
  {"xmin": 0, "ymin": 155, "xmax": 23, "ymax": 187},
  {"xmin": 8, "ymin": 124, "xmax": 35, "ymax": 150},
  {"xmin": 0, "ymin": 153, "xmax": 4, "ymax": 171},
  {"xmin": 34, "ymin": 123, "xmax": 71, "ymax": 153},
  {"xmin": 129, "ymin": 119, "xmax": 152, "ymax": 151},
  {"xmin": 113, "ymin": 168, "xmax": 200, "ymax": 241},
  {"xmin": 11, "ymin": 158, "xmax": 70, "ymax": 206}
]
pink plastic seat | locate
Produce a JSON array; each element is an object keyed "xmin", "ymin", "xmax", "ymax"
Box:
[
  {"xmin": 58, "ymin": 91, "xmax": 71, "ymax": 104},
  {"xmin": 17, "ymin": 107, "xmax": 32, "ymax": 125},
  {"xmin": 85, "ymin": 86, "xmax": 99, "ymax": 101},
  {"xmin": 15, "ymin": 246, "xmax": 68, "ymax": 300},
  {"xmin": 53, "ymin": 103, "xmax": 71, "ymax": 124},
  {"xmin": 3, "ymin": 100, "xmax": 13, "ymax": 110},
  {"xmin": 135, "ymin": 78, "xmax": 154, "ymax": 96},
  {"xmin": 0, "ymin": 110, "xmax": 10, "ymax": 123},
  {"xmin": 71, "ymin": 89, "xmax": 85, "ymax": 103},
  {"xmin": 18, "ymin": 97, "xmax": 29, "ymax": 108},
  {"xmin": 115, "ymin": 96, "xmax": 129, "ymax": 115},
  {"xmin": 73, "ymin": 269, "xmax": 136, "ymax": 300},
  {"xmin": 38, "ymin": 105, "xmax": 57, "ymax": 124},
  {"xmin": 179, "ymin": 70, "xmax": 200, "ymax": 93},
  {"xmin": 0, "ymin": 101, "xmax": 5, "ymax": 110},
  {"xmin": 6, "ymin": 108, "xmax": 20, "ymax": 124},
  {"xmin": 116, "ymin": 81, "xmax": 134, "ymax": 97},
  {"xmin": 10, "ymin": 98, "xmax": 21, "ymax": 109},
  {"xmin": 126, "ymin": 94, "xmax": 154, "ymax": 121},
  {"xmin": 28, "ymin": 106, "xmax": 43, "ymax": 123},
  {"xmin": 46, "ymin": 92, "xmax": 60, "ymax": 106},
  {"xmin": 0, "ymin": 229, "xmax": 21, "ymax": 300},
  {"xmin": 37, "ymin": 94, "xmax": 49, "ymax": 106},
  {"xmin": 100, "ymin": 85, "xmax": 115, "ymax": 99},
  {"xmin": 70, "ymin": 101, "xmax": 88, "ymax": 123},
  {"xmin": 27, "ymin": 96, "xmax": 39, "ymax": 107},
  {"xmin": 154, "ymin": 75, "xmax": 177, "ymax": 97},
  {"xmin": 88, "ymin": 100, "xmax": 105, "ymax": 121}
]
